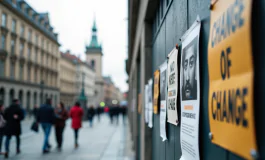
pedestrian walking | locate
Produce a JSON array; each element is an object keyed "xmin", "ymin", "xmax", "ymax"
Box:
[
  {"xmin": 96, "ymin": 106, "xmax": 101, "ymax": 122},
  {"xmin": 113, "ymin": 105, "xmax": 120, "ymax": 125},
  {"xmin": 69, "ymin": 102, "xmax": 83, "ymax": 148},
  {"xmin": 4, "ymin": 99, "xmax": 24, "ymax": 158},
  {"xmin": 121, "ymin": 105, "xmax": 127, "ymax": 124},
  {"xmin": 37, "ymin": 98, "xmax": 55, "ymax": 154},
  {"xmin": 54, "ymin": 102, "xmax": 68, "ymax": 151},
  {"xmin": 109, "ymin": 106, "xmax": 114, "ymax": 124},
  {"xmin": 32, "ymin": 104, "xmax": 39, "ymax": 120},
  {"xmin": 87, "ymin": 106, "xmax": 95, "ymax": 127},
  {"xmin": 0, "ymin": 104, "xmax": 5, "ymax": 155}
]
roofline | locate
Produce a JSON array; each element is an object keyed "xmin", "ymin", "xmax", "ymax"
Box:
[{"xmin": 1, "ymin": 0, "xmax": 60, "ymax": 46}]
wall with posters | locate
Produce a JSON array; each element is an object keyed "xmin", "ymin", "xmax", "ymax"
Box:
[{"xmin": 127, "ymin": 0, "xmax": 265, "ymax": 160}]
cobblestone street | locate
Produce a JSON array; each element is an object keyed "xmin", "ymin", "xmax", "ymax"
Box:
[{"xmin": 2, "ymin": 115, "xmax": 134, "ymax": 160}]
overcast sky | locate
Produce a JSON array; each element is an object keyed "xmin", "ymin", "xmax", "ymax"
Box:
[{"xmin": 27, "ymin": 0, "xmax": 128, "ymax": 92}]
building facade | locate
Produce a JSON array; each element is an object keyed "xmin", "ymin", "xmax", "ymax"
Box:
[
  {"xmin": 60, "ymin": 51, "xmax": 96, "ymax": 108},
  {"xmin": 127, "ymin": 0, "xmax": 265, "ymax": 160},
  {"xmin": 76, "ymin": 59, "xmax": 96, "ymax": 107},
  {"xmin": 0, "ymin": 0, "xmax": 60, "ymax": 111},
  {"xmin": 103, "ymin": 76, "xmax": 123, "ymax": 106},
  {"xmin": 85, "ymin": 20, "xmax": 104, "ymax": 106},
  {"xmin": 59, "ymin": 52, "xmax": 76, "ymax": 107}
]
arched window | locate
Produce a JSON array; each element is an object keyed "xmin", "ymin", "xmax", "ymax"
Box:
[
  {"xmin": 0, "ymin": 88, "xmax": 5, "ymax": 105},
  {"xmin": 0, "ymin": 60, "xmax": 5, "ymax": 77},
  {"xmin": 91, "ymin": 59, "xmax": 95, "ymax": 69}
]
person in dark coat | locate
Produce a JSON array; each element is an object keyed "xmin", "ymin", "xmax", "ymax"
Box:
[
  {"xmin": 0, "ymin": 104, "xmax": 5, "ymax": 155},
  {"xmin": 87, "ymin": 106, "xmax": 95, "ymax": 127},
  {"xmin": 4, "ymin": 99, "xmax": 24, "ymax": 158},
  {"xmin": 70, "ymin": 102, "xmax": 83, "ymax": 148},
  {"xmin": 96, "ymin": 106, "xmax": 101, "ymax": 122},
  {"xmin": 121, "ymin": 105, "xmax": 127, "ymax": 124},
  {"xmin": 37, "ymin": 98, "xmax": 55, "ymax": 154},
  {"xmin": 113, "ymin": 105, "xmax": 120, "ymax": 125},
  {"xmin": 54, "ymin": 102, "xmax": 68, "ymax": 151},
  {"xmin": 32, "ymin": 104, "xmax": 39, "ymax": 120},
  {"xmin": 108, "ymin": 106, "xmax": 114, "ymax": 124}
]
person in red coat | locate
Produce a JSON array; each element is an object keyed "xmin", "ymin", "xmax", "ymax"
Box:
[{"xmin": 69, "ymin": 102, "xmax": 83, "ymax": 148}]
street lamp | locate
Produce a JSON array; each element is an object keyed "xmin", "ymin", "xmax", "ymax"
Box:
[{"xmin": 40, "ymin": 80, "xmax": 44, "ymax": 105}]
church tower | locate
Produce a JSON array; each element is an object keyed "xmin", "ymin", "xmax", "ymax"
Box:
[{"xmin": 85, "ymin": 19, "xmax": 104, "ymax": 105}]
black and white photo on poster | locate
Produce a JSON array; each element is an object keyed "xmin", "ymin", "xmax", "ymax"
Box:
[
  {"xmin": 148, "ymin": 79, "xmax": 153, "ymax": 128},
  {"xmin": 159, "ymin": 61, "xmax": 167, "ymax": 141},
  {"xmin": 180, "ymin": 16, "xmax": 201, "ymax": 160},
  {"xmin": 167, "ymin": 48, "xmax": 179, "ymax": 126},
  {"xmin": 181, "ymin": 37, "xmax": 198, "ymax": 101}
]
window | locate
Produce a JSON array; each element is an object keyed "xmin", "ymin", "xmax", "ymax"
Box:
[
  {"xmin": 40, "ymin": 70, "xmax": 43, "ymax": 81},
  {"xmin": 157, "ymin": 10, "xmax": 160, "ymax": 26},
  {"xmin": 47, "ymin": 42, "xmax": 49, "ymax": 52},
  {"xmin": 20, "ymin": 25, "xmax": 24, "ymax": 37},
  {"xmin": 0, "ymin": 60, "xmax": 5, "ymax": 77},
  {"xmin": 28, "ymin": 29, "xmax": 32, "ymax": 41},
  {"xmin": 19, "ymin": 42, "xmax": 24, "ymax": 57},
  {"xmin": 11, "ymin": 19, "xmax": 16, "ymax": 33},
  {"xmin": 35, "ymin": 34, "xmax": 38, "ymax": 45},
  {"xmin": 35, "ymin": 48, "xmax": 38, "ymax": 62},
  {"xmin": 1, "ymin": 35, "xmax": 6, "ymax": 50},
  {"xmin": 1, "ymin": 13, "xmax": 6, "ymax": 27},
  {"xmin": 42, "ymin": 38, "xmax": 44, "ymax": 48},
  {"xmin": 41, "ymin": 51, "xmax": 44, "ymax": 65},
  {"xmin": 27, "ymin": 65, "xmax": 31, "ymax": 81},
  {"xmin": 19, "ymin": 64, "xmax": 23, "ymax": 80},
  {"xmin": 46, "ymin": 55, "xmax": 48, "ymax": 65},
  {"xmin": 91, "ymin": 60, "xmax": 95, "ymax": 69},
  {"xmin": 10, "ymin": 64, "xmax": 15, "ymax": 79},
  {"xmin": 28, "ymin": 47, "xmax": 31, "ymax": 59},
  {"xmin": 34, "ymin": 68, "xmax": 37, "ymax": 82},
  {"xmin": 11, "ymin": 39, "xmax": 15, "ymax": 55},
  {"xmin": 160, "ymin": 0, "xmax": 164, "ymax": 19}
]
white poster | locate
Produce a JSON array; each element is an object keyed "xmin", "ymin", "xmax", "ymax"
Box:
[
  {"xmin": 180, "ymin": 17, "xmax": 201, "ymax": 160},
  {"xmin": 159, "ymin": 61, "xmax": 167, "ymax": 141},
  {"xmin": 148, "ymin": 79, "xmax": 153, "ymax": 128},
  {"xmin": 145, "ymin": 84, "xmax": 149, "ymax": 123},
  {"xmin": 167, "ymin": 48, "xmax": 179, "ymax": 126}
]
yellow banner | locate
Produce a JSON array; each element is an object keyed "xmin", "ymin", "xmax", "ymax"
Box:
[
  {"xmin": 208, "ymin": 0, "xmax": 257, "ymax": 159},
  {"xmin": 153, "ymin": 70, "xmax": 160, "ymax": 114}
]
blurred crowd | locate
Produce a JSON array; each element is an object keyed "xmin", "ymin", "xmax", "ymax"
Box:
[{"xmin": 0, "ymin": 99, "xmax": 127, "ymax": 159}]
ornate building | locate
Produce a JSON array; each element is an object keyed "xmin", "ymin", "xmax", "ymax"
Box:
[
  {"xmin": 0, "ymin": 0, "xmax": 60, "ymax": 110},
  {"xmin": 60, "ymin": 51, "xmax": 95, "ymax": 108},
  {"xmin": 85, "ymin": 19, "xmax": 104, "ymax": 106}
]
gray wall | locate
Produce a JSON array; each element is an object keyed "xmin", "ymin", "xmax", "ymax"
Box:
[{"xmin": 146, "ymin": 0, "xmax": 265, "ymax": 160}]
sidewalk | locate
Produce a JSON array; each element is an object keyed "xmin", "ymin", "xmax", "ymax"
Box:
[{"xmin": 3, "ymin": 114, "xmax": 135, "ymax": 160}]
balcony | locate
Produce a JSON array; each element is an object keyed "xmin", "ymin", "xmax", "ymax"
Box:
[
  {"xmin": 10, "ymin": 54, "xmax": 17, "ymax": 63},
  {"xmin": 19, "ymin": 55, "xmax": 26, "ymax": 64},
  {"xmin": 0, "ymin": 49, "xmax": 8, "ymax": 61}
]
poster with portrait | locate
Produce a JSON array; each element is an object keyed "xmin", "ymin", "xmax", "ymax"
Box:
[
  {"xmin": 148, "ymin": 79, "xmax": 153, "ymax": 128},
  {"xmin": 145, "ymin": 84, "xmax": 149, "ymax": 123},
  {"xmin": 160, "ymin": 61, "xmax": 167, "ymax": 141},
  {"xmin": 153, "ymin": 70, "xmax": 160, "ymax": 114},
  {"xmin": 167, "ymin": 48, "xmax": 179, "ymax": 126},
  {"xmin": 180, "ymin": 17, "xmax": 201, "ymax": 160}
]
